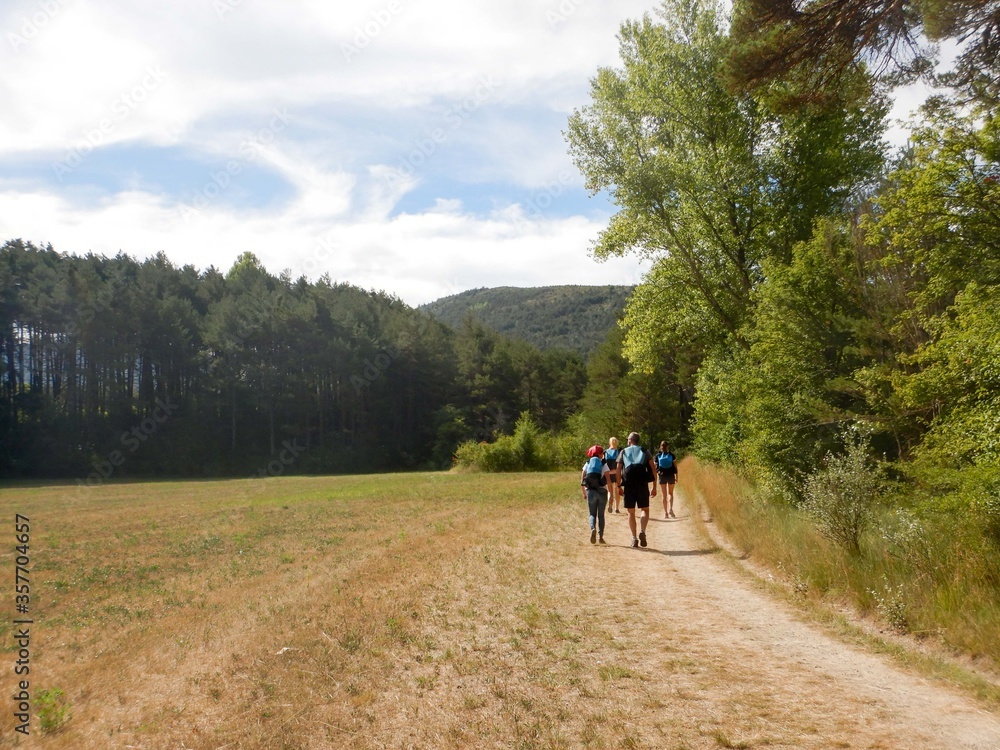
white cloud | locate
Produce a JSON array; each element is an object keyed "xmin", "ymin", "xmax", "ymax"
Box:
[
  {"xmin": 0, "ymin": 180, "xmax": 646, "ymax": 305},
  {"xmin": 1, "ymin": 0, "xmax": 656, "ymax": 155}
]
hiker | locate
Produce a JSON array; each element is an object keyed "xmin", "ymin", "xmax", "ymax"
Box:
[
  {"xmin": 604, "ymin": 436, "xmax": 622, "ymax": 514},
  {"xmin": 656, "ymin": 441, "xmax": 678, "ymax": 518},
  {"xmin": 580, "ymin": 445, "xmax": 610, "ymax": 545},
  {"xmin": 617, "ymin": 432, "xmax": 657, "ymax": 548}
]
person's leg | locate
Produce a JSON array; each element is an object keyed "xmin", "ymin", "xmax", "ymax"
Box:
[
  {"xmin": 667, "ymin": 479, "xmax": 675, "ymax": 516},
  {"xmin": 624, "ymin": 484, "xmax": 639, "ymax": 546},
  {"xmin": 587, "ymin": 490, "xmax": 600, "ymax": 543},
  {"xmin": 638, "ymin": 492, "xmax": 650, "ymax": 547},
  {"xmin": 597, "ymin": 488, "xmax": 607, "ymax": 539},
  {"xmin": 660, "ymin": 479, "xmax": 669, "ymax": 517}
]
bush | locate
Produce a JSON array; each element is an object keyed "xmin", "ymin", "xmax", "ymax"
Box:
[
  {"xmin": 802, "ymin": 426, "xmax": 886, "ymax": 555},
  {"xmin": 453, "ymin": 413, "xmax": 566, "ymax": 472}
]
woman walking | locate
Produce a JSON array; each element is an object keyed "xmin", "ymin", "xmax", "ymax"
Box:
[
  {"xmin": 580, "ymin": 445, "xmax": 610, "ymax": 544},
  {"xmin": 604, "ymin": 436, "xmax": 622, "ymax": 514},
  {"xmin": 655, "ymin": 441, "xmax": 678, "ymax": 518}
]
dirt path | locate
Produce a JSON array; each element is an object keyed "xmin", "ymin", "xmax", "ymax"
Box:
[{"xmin": 551, "ymin": 487, "xmax": 1000, "ymax": 749}]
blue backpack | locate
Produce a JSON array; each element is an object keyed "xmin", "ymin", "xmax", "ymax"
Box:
[
  {"xmin": 583, "ymin": 456, "xmax": 606, "ymax": 489},
  {"xmin": 657, "ymin": 452, "xmax": 674, "ymax": 471},
  {"xmin": 621, "ymin": 445, "xmax": 652, "ymax": 486}
]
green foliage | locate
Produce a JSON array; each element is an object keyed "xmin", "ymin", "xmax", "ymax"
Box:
[
  {"xmin": 36, "ymin": 687, "xmax": 71, "ymax": 734},
  {"xmin": 550, "ymin": 414, "xmax": 599, "ymax": 470},
  {"xmin": 802, "ymin": 427, "xmax": 887, "ymax": 555},
  {"xmin": 694, "ymin": 221, "xmax": 870, "ymax": 496},
  {"xmin": 568, "ymin": 0, "xmax": 887, "ymax": 476},
  {"xmin": 690, "ymin": 348, "xmax": 749, "ymax": 467},
  {"xmin": 453, "ymin": 413, "xmax": 565, "ymax": 472},
  {"xmin": 578, "ymin": 325, "xmax": 688, "ymax": 449},
  {"xmin": 451, "ymin": 318, "xmax": 587, "ymax": 439},
  {"xmin": 899, "ymin": 464, "xmax": 1000, "ymax": 550},
  {"xmin": 568, "ymin": 0, "xmax": 886, "ymax": 355},
  {"xmin": 899, "ymin": 283, "xmax": 1000, "ymax": 467},
  {"xmin": 726, "ymin": 0, "xmax": 1000, "ymax": 107},
  {"xmin": 693, "ymin": 219, "xmax": 882, "ymax": 490},
  {"xmin": 871, "ymin": 107, "xmax": 1000, "ymax": 318}
]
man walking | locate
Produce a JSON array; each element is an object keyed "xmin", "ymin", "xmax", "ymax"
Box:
[{"xmin": 617, "ymin": 432, "xmax": 657, "ymax": 548}]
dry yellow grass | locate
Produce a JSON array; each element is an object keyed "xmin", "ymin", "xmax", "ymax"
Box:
[{"xmin": 1, "ymin": 471, "xmax": 999, "ymax": 749}]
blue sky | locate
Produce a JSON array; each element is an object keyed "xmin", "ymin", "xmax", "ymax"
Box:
[{"xmin": 0, "ymin": 0, "xmax": 933, "ymax": 305}]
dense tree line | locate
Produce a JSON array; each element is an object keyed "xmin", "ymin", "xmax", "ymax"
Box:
[
  {"xmin": 568, "ymin": 0, "xmax": 1000, "ymax": 501},
  {"xmin": 0, "ymin": 242, "xmax": 590, "ymax": 479}
]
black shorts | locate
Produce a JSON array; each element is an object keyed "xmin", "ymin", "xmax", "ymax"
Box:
[
  {"xmin": 623, "ymin": 481, "xmax": 650, "ymax": 509},
  {"xmin": 658, "ymin": 471, "xmax": 677, "ymax": 485},
  {"xmin": 606, "ymin": 472, "xmax": 619, "ymax": 486}
]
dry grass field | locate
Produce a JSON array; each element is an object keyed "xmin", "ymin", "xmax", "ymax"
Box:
[{"xmin": 2, "ymin": 469, "xmax": 1000, "ymax": 749}]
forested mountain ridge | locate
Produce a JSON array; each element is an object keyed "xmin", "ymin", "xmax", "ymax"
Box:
[{"xmin": 420, "ymin": 285, "xmax": 633, "ymax": 357}]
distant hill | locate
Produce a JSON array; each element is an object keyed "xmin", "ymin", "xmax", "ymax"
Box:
[{"xmin": 420, "ymin": 285, "xmax": 634, "ymax": 357}]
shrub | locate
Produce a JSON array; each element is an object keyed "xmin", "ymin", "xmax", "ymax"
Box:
[
  {"xmin": 802, "ymin": 426, "xmax": 886, "ymax": 555},
  {"xmin": 453, "ymin": 413, "xmax": 566, "ymax": 472}
]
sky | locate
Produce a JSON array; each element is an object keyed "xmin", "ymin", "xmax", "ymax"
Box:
[{"xmin": 0, "ymin": 0, "xmax": 935, "ymax": 306}]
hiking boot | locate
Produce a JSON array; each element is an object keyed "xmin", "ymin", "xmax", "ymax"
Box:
[
  {"xmin": 590, "ymin": 528, "xmax": 597, "ymax": 544},
  {"xmin": 639, "ymin": 532, "xmax": 647, "ymax": 548},
  {"xmin": 631, "ymin": 537, "xmax": 639, "ymax": 548}
]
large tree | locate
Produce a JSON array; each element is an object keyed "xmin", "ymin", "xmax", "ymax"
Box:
[{"xmin": 566, "ymin": 0, "xmax": 887, "ymax": 364}]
